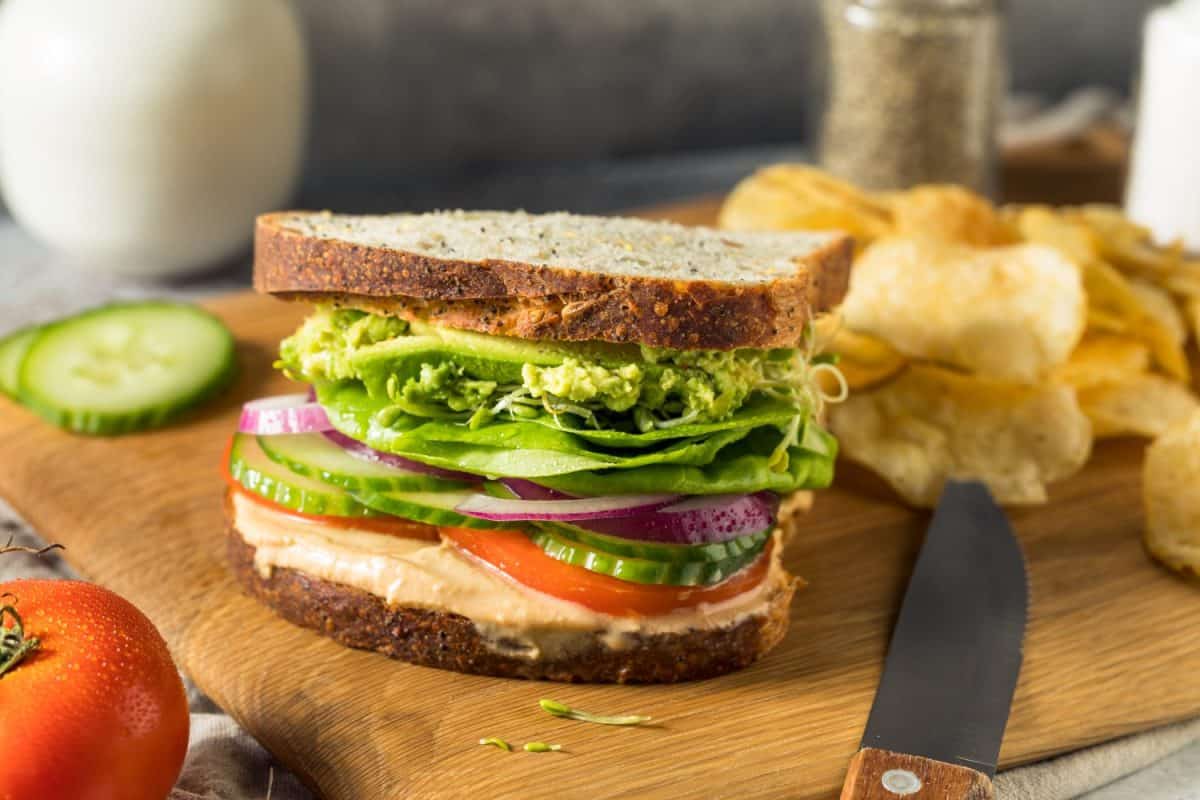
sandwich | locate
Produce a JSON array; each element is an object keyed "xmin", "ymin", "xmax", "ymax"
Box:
[{"xmin": 224, "ymin": 210, "xmax": 851, "ymax": 682}]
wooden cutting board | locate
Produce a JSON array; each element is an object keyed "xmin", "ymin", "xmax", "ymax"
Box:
[{"xmin": 2, "ymin": 201, "xmax": 1198, "ymax": 800}]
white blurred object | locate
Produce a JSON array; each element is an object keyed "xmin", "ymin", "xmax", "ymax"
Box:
[
  {"xmin": 0, "ymin": 0, "xmax": 308, "ymax": 278},
  {"xmin": 1126, "ymin": 0, "xmax": 1200, "ymax": 252}
]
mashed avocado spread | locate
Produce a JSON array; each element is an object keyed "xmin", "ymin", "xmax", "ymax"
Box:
[{"xmin": 280, "ymin": 307, "xmax": 820, "ymax": 432}]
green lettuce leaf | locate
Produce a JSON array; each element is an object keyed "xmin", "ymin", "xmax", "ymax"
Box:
[
  {"xmin": 315, "ymin": 381, "xmax": 836, "ymax": 493},
  {"xmin": 535, "ymin": 436, "xmax": 837, "ymax": 495},
  {"xmin": 317, "ymin": 381, "xmax": 753, "ymax": 476},
  {"xmin": 520, "ymin": 396, "xmax": 800, "ymax": 449}
]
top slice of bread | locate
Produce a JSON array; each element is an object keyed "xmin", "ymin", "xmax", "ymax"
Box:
[{"xmin": 255, "ymin": 210, "xmax": 852, "ymax": 350}]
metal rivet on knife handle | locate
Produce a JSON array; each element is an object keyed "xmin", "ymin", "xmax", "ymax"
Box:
[
  {"xmin": 839, "ymin": 749, "xmax": 993, "ymax": 799},
  {"xmin": 881, "ymin": 768, "xmax": 921, "ymax": 795}
]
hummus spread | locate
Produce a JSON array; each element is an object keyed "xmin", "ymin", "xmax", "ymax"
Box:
[{"xmin": 232, "ymin": 492, "xmax": 788, "ymax": 660}]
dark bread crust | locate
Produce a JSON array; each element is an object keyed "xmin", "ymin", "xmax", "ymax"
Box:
[
  {"xmin": 254, "ymin": 213, "xmax": 852, "ymax": 350},
  {"xmin": 226, "ymin": 521, "xmax": 795, "ymax": 683}
]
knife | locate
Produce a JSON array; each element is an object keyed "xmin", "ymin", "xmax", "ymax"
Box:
[{"xmin": 840, "ymin": 480, "xmax": 1028, "ymax": 800}]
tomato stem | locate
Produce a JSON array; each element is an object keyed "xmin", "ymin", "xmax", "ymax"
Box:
[
  {"xmin": 0, "ymin": 534, "xmax": 64, "ymax": 558},
  {"xmin": 0, "ymin": 601, "xmax": 39, "ymax": 678}
]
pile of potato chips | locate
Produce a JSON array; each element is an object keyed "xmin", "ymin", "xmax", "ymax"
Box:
[{"xmin": 721, "ymin": 165, "xmax": 1200, "ymax": 571}]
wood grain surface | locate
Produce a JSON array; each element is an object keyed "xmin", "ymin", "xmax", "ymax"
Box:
[
  {"xmin": 839, "ymin": 749, "xmax": 993, "ymax": 800},
  {"xmin": 1, "ymin": 202, "xmax": 1198, "ymax": 800}
]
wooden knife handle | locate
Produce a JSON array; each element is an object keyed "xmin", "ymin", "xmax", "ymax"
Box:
[{"xmin": 840, "ymin": 748, "xmax": 994, "ymax": 800}]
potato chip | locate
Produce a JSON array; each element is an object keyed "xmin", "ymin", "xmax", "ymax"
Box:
[
  {"xmin": 1074, "ymin": 205, "xmax": 1176, "ymax": 276},
  {"xmin": 1188, "ymin": 297, "xmax": 1200, "ymax": 343},
  {"xmin": 1112, "ymin": 239, "xmax": 1182, "ymax": 279},
  {"xmin": 1130, "ymin": 317, "xmax": 1190, "ymax": 384},
  {"xmin": 1053, "ymin": 335, "xmax": 1151, "ymax": 390},
  {"xmin": 1081, "ymin": 258, "xmax": 1144, "ymax": 331},
  {"xmin": 1143, "ymin": 411, "xmax": 1200, "ymax": 576},
  {"xmin": 828, "ymin": 365, "xmax": 1092, "ymax": 507},
  {"xmin": 1075, "ymin": 204, "xmax": 1154, "ymax": 240},
  {"xmin": 841, "ymin": 238, "xmax": 1085, "ymax": 382},
  {"xmin": 828, "ymin": 338, "xmax": 907, "ymax": 391},
  {"xmin": 984, "ymin": 209, "xmax": 1183, "ymax": 383},
  {"xmin": 1016, "ymin": 206, "xmax": 1101, "ymax": 263},
  {"xmin": 812, "ymin": 314, "xmax": 907, "ymax": 391},
  {"xmin": 891, "ymin": 185, "xmax": 1015, "ymax": 246},
  {"xmin": 1129, "ymin": 279, "xmax": 1188, "ymax": 345},
  {"xmin": 1077, "ymin": 374, "xmax": 1200, "ymax": 438},
  {"xmin": 1087, "ymin": 308, "xmax": 1132, "ymax": 334},
  {"xmin": 1123, "ymin": 278, "xmax": 1191, "ymax": 382},
  {"xmin": 1165, "ymin": 270, "xmax": 1200, "ymax": 299},
  {"xmin": 1077, "ymin": 259, "xmax": 1188, "ymax": 381},
  {"xmin": 718, "ymin": 164, "xmax": 892, "ymax": 247},
  {"xmin": 1071, "ymin": 205, "xmax": 1200, "ymax": 306}
]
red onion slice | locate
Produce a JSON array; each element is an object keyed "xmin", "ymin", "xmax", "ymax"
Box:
[
  {"xmin": 572, "ymin": 492, "xmax": 779, "ymax": 545},
  {"xmin": 497, "ymin": 480, "xmax": 779, "ymax": 545},
  {"xmin": 238, "ymin": 394, "xmax": 334, "ymax": 435},
  {"xmin": 322, "ymin": 430, "xmax": 478, "ymax": 481},
  {"xmin": 455, "ymin": 492, "xmax": 680, "ymax": 522}
]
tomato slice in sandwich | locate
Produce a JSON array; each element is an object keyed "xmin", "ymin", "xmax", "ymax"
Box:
[{"xmin": 439, "ymin": 526, "xmax": 773, "ymax": 617}]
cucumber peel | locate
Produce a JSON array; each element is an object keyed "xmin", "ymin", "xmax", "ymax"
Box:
[
  {"xmin": 229, "ymin": 433, "xmax": 376, "ymax": 517},
  {"xmin": 528, "ymin": 527, "xmax": 766, "ymax": 586}
]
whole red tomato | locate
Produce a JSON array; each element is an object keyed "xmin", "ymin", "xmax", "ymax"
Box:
[{"xmin": 0, "ymin": 579, "xmax": 190, "ymax": 800}]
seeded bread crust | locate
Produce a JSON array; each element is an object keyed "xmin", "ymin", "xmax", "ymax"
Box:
[
  {"xmin": 226, "ymin": 520, "xmax": 796, "ymax": 683},
  {"xmin": 254, "ymin": 210, "xmax": 852, "ymax": 350}
]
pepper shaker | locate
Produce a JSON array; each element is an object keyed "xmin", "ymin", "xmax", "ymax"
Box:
[{"xmin": 816, "ymin": 0, "xmax": 1007, "ymax": 195}]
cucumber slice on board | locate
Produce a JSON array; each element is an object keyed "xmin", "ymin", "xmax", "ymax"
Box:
[
  {"xmin": 229, "ymin": 433, "xmax": 376, "ymax": 517},
  {"xmin": 538, "ymin": 522, "xmax": 771, "ymax": 564},
  {"xmin": 18, "ymin": 302, "xmax": 236, "ymax": 435},
  {"xmin": 257, "ymin": 433, "xmax": 474, "ymax": 493},
  {"xmin": 0, "ymin": 326, "xmax": 38, "ymax": 397},
  {"xmin": 352, "ymin": 489, "xmax": 510, "ymax": 529},
  {"xmin": 528, "ymin": 527, "xmax": 764, "ymax": 586}
]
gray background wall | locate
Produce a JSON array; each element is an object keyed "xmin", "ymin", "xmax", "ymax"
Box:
[{"xmin": 295, "ymin": 0, "xmax": 1156, "ymax": 180}]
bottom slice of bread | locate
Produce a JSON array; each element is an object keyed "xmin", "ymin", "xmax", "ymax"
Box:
[{"xmin": 226, "ymin": 518, "xmax": 796, "ymax": 683}]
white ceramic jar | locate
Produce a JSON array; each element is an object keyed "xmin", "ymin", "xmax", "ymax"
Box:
[
  {"xmin": 1126, "ymin": 0, "xmax": 1200, "ymax": 252},
  {"xmin": 0, "ymin": 0, "xmax": 308, "ymax": 277}
]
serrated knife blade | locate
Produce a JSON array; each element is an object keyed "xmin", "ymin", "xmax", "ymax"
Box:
[{"xmin": 840, "ymin": 480, "xmax": 1028, "ymax": 800}]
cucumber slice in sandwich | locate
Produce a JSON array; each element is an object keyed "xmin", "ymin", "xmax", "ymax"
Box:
[
  {"xmin": 18, "ymin": 302, "xmax": 236, "ymax": 435},
  {"xmin": 538, "ymin": 522, "xmax": 771, "ymax": 564},
  {"xmin": 528, "ymin": 527, "xmax": 766, "ymax": 586},
  {"xmin": 351, "ymin": 488, "xmax": 510, "ymax": 529},
  {"xmin": 229, "ymin": 433, "xmax": 375, "ymax": 517},
  {"xmin": 257, "ymin": 432, "xmax": 474, "ymax": 493}
]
